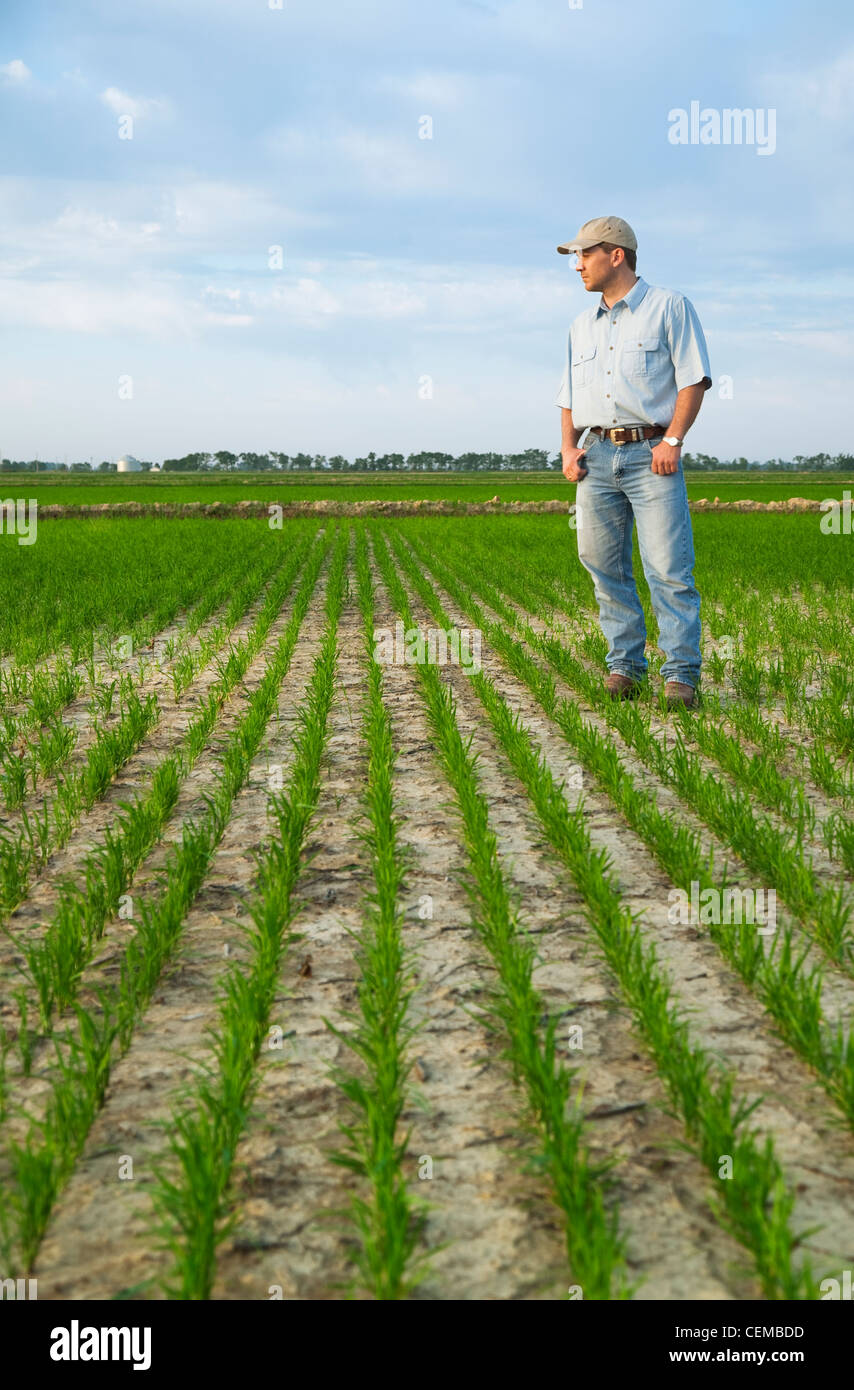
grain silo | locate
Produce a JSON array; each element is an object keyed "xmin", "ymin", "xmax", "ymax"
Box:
[{"xmin": 117, "ymin": 454, "xmax": 142, "ymax": 472}]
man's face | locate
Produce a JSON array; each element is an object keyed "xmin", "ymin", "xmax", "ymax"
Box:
[{"xmin": 575, "ymin": 244, "xmax": 621, "ymax": 292}]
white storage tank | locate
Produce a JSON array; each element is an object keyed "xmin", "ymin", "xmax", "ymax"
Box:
[{"xmin": 117, "ymin": 454, "xmax": 142, "ymax": 472}]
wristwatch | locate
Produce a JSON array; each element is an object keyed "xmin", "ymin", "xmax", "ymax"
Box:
[{"xmin": 662, "ymin": 435, "xmax": 683, "ymax": 447}]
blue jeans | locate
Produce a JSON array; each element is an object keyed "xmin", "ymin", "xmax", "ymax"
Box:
[{"xmin": 574, "ymin": 433, "xmax": 701, "ymax": 687}]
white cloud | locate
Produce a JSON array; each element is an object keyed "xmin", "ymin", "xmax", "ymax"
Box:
[
  {"xmin": 268, "ymin": 277, "xmax": 341, "ymax": 318},
  {"xmin": 0, "ymin": 277, "xmax": 194, "ymax": 336},
  {"xmin": 763, "ymin": 46, "xmax": 854, "ymax": 123},
  {"xmin": 53, "ymin": 205, "xmax": 163, "ymax": 245},
  {"xmin": 267, "ymin": 124, "xmax": 448, "ymax": 195},
  {"xmin": 203, "ymin": 311, "xmax": 253, "ymax": 326},
  {"xmin": 1, "ymin": 59, "xmax": 31, "ymax": 82},
  {"xmin": 771, "ymin": 329, "xmax": 854, "ymax": 356},
  {"xmin": 100, "ymin": 86, "xmax": 169, "ymax": 119},
  {"xmin": 169, "ymin": 180, "xmax": 326, "ymax": 243},
  {"xmin": 375, "ymin": 72, "xmax": 467, "ymax": 108}
]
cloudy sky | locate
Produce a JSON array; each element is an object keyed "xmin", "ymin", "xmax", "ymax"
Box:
[{"xmin": 1, "ymin": 0, "xmax": 851, "ymax": 463}]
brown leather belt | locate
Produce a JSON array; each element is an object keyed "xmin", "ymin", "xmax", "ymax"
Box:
[{"xmin": 587, "ymin": 424, "xmax": 666, "ymax": 444}]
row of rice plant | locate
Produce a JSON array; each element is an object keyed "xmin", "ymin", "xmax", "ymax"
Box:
[
  {"xmin": 379, "ymin": 522, "xmax": 824, "ymax": 1298},
  {"xmin": 324, "ymin": 526, "xmax": 428, "ymax": 1298},
  {"xmin": 149, "ymin": 529, "xmax": 349, "ymax": 1298},
  {"xmin": 369, "ymin": 525, "xmax": 632, "ymax": 1300},
  {"xmin": 0, "ymin": 519, "xmax": 284, "ymax": 666},
  {"xmin": 0, "ymin": 531, "xmax": 320, "ymax": 922},
  {"xmin": 0, "ymin": 689, "xmax": 159, "ymax": 917},
  {"xmin": 396, "ymin": 529, "xmax": 854, "ymax": 1135},
  {"xmin": 1, "ymin": 533, "xmax": 321, "ymax": 1048},
  {"xmin": 0, "ymin": 529, "xmax": 286, "ymax": 813},
  {"xmin": 407, "ymin": 526, "xmax": 853, "ymax": 963},
  {"xmin": 0, "ymin": 530, "xmax": 332, "ymax": 1272}
]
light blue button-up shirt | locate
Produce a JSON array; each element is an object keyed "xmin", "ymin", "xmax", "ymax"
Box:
[{"xmin": 555, "ymin": 276, "xmax": 711, "ymax": 428}]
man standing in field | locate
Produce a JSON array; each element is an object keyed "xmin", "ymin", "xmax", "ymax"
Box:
[{"xmin": 556, "ymin": 216, "xmax": 711, "ymax": 709}]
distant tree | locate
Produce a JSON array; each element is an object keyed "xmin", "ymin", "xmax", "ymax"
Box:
[
  {"xmin": 97, "ymin": 460, "xmax": 116, "ymax": 472},
  {"xmin": 239, "ymin": 452, "xmax": 273, "ymax": 471},
  {"xmin": 506, "ymin": 449, "xmax": 549, "ymax": 471}
]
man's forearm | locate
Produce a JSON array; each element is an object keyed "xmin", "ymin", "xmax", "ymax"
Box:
[
  {"xmin": 666, "ymin": 382, "xmax": 706, "ymax": 439},
  {"xmin": 560, "ymin": 407, "xmax": 580, "ymax": 453}
]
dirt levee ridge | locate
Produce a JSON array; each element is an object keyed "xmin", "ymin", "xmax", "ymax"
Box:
[{"xmin": 27, "ymin": 496, "xmax": 828, "ymax": 520}]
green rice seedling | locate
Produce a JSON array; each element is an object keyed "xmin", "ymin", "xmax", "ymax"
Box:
[
  {"xmin": 822, "ymin": 813, "xmax": 854, "ymax": 874},
  {"xmin": 33, "ymin": 716, "xmax": 76, "ymax": 780},
  {"xmin": 21, "ymin": 890, "xmax": 88, "ymax": 1026},
  {"xmin": 0, "ymin": 536, "xmax": 327, "ymax": 1262},
  {"xmin": 0, "ymin": 833, "xmax": 30, "ymax": 913},
  {"xmin": 13, "ymin": 988, "xmax": 34, "ymax": 1077},
  {"xmin": 150, "ymin": 532, "xmax": 344, "ymax": 1299},
  {"xmin": 20, "ymin": 802, "xmax": 52, "ymax": 867},
  {"xmin": 91, "ymin": 679, "xmax": 118, "ymax": 718},
  {"xmin": 4, "ymin": 1142, "xmax": 58, "ymax": 1274},
  {"xmin": 172, "ymin": 652, "xmax": 197, "ymax": 700},
  {"xmin": 321, "ymin": 529, "xmax": 429, "ymax": 1299},
  {"xmin": 8, "ymin": 999, "xmax": 118, "ymax": 1269},
  {"xmin": 808, "ymin": 743, "xmax": 854, "ymax": 803},
  {"xmin": 401, "ymin": 528, "xmax": 854, "ymax": 1132},
  {"xmin": 29, "ymin": 669, "xmax": 68, "ymax": 726},
  {"xmin": 370, "ymin": 526, "xmax": 630, "ymax": 1300},
  {"xmin": 379, "ymin": 524, "xmax": 821, "ymax": 1298},
  {"xmin": 1, "ymin": 752, "xmax": 28, "ymax": 809},
  {"xmin": 428, "ymin": 527, "xmax": 854, "ymax": 971},
  {"xmin": 1, "ymin": 518, "xmax": 288, "ymax": 666}
]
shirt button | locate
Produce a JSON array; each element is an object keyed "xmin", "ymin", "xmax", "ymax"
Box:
[
  {"xmin": 606, "ymin": 393, "xmax": 610, "ymax": 397},
  {"xmin": 610, "ymin": 346, "xmax": 614, "ymax": 350}
]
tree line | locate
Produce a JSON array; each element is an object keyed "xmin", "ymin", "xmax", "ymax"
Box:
[{"xmin": 2, "ymin": 449, "xmax": 853, "ymax": 474}]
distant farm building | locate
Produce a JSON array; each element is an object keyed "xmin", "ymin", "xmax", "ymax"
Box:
[{"xmin": 117, "ymin": 454, "xmax": 142, "ymax": 473}]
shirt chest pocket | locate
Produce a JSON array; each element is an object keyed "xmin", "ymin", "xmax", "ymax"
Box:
[
  {"xmin": 571, "ymin": 345, "xmax": 597, "ymax": 387},
  {"xmin": 622, "ymin": 336, "xmax": 666, "ymax": 378}
]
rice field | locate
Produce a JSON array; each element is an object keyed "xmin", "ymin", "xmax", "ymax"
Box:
[
  {"xmin": 2, "ymin": 510, "xmax": 854, "ymax": 1301},
  {"xmin": 2, "ymin": 471, "xmax": 854, "ymax": 506}
]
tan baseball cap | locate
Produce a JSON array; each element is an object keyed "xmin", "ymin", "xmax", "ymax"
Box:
[{"xmin": 557, "ymin": 215, "xmax": 637, "ymax": 255}]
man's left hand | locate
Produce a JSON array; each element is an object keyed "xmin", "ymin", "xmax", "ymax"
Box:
[{"xmin": 650, "ymin": 441, "xmax": 681, "ymax": 475}]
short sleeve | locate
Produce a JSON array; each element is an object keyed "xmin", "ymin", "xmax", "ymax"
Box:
[
  {"xmin": 555, "ymin": 333, "xmax": 571, "ymax": 408},
  {"xmin": 667, "ymin": 296, "xmax": 712, "ymax": 392}
]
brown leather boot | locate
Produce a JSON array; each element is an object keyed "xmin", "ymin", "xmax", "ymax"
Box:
[
  {"xmin": 664, "ymin": 680, "xmax": 696, "ymax": 709},
  {"xmin": 605, "ymin": 672, "xmax": 642, "ymax": 699}
]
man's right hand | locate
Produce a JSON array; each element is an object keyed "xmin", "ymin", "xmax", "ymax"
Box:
[{"xmin": 562, "ymin": 446, "xmax": 588, "ymax": 482}]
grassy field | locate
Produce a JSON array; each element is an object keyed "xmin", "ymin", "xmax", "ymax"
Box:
[
  {"xmin": 1, "ymin": 511, "xmax": 853, "ymax": 1300},
  {"xmin": 2, "ymin": 470, "xmax": 853, "ymax": 506}
]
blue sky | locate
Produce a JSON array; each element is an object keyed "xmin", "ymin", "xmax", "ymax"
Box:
[{"xmin": 1, "ymin": 0, "xmax": 852, "ymax": 463}]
